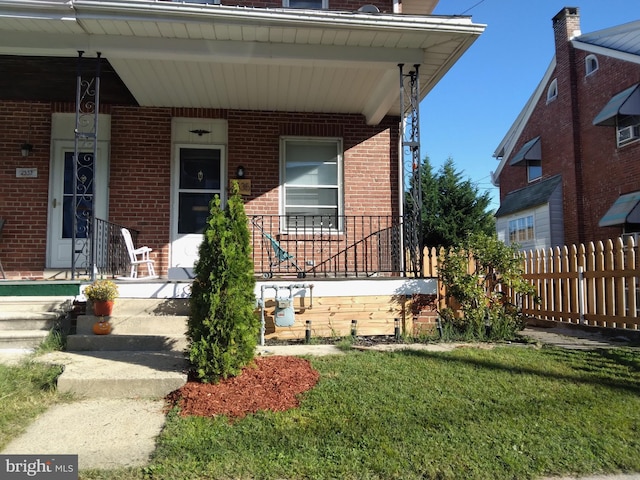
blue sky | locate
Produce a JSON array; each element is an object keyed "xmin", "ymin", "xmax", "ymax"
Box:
[{"xmin": 421, "ymin": 1, "xmax": 640, "ymax": 211}]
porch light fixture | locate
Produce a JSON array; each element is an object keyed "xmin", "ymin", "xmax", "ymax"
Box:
[
  {"xmin": 20, "ymin": 143, "xmax": 33, "ymax": 157},
  {"xmin": 236, "ymin": 165, "xmax": 245, "ymax": 178}
]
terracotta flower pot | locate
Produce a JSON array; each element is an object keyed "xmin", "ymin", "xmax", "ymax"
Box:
[
  {"xmin": 92, "ymin": 320, "xmax": 112, "ymax": 335},
  {"xmin": 93, "ymin": 300, "xmax": 114, "ymax": 317}
]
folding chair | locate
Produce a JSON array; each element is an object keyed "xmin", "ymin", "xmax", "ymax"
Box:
[
  {"xmin": 253, "ymin": 221, "xmax": 305, "ymax": 278},
  {"xmin": 120, "ymin": 228, "xmax": 157, "ymax": 279}
]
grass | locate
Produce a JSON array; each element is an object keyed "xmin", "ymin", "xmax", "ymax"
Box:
[
  {"xmin": 0, "ymin": 359, "xmax": 65, "ymax": 450},
  {"xmin": 77, "ymin": 344, "xmax": 640, "ymax": 480}
]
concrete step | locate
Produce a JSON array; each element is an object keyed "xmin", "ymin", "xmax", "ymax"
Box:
[
  {"xmin": 0, "ymin": 311, "xmax": 60, "ymax": 330},
  {"xmin": 105, "ymin": 298, "xmax": 190, "ymax": 316},
  {"xmin": 67, "ymin": 334, "xmax": 188, "ymax": 352},
  {"xmin": 0, "ymin": 296, "xmax": 73, "ymax": 314},
  {"xmin": 39, "ymin": 350, "xmax": 188, "ymax": 399},
  {"xmin": 0, "ymin": 329, "xmax": 50, "ymax": 349},
  {"xmin": 76, "ymin": 315, "xmax": 188, "ymax": 336},
  {"xmin": 0, "ymin": 296, "xmax": 69, "ymax": 350}
]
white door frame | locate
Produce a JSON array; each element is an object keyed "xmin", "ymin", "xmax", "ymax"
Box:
[
  {"xmin": 47, "ymin": 140, "xmax": 109, "ymax": 269},
  {"xmin": 169, "ymin": 144, "xmax": 226, "ymax": 277}
]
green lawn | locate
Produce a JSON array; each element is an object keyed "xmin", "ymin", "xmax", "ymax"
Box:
[
  {"xmin": 78, "ymin": 345, "xmax": 640, "ymax": 480},
  {"xmin": 0, "ymin": 360, "xmax": 64, "ymax": 450}
]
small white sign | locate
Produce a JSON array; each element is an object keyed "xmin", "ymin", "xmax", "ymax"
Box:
[{"xmin": 16, "ymin": 167, "xmax": 37, "ymax": 178}]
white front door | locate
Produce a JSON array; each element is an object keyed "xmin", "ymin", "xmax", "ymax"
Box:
[
  {"xmin": 47, "ymin": 141, "xmax": 109, "ymax": 269},
  {"xmin": 170, "ymin": 145, "xmax": 225, "ymax": 275}
]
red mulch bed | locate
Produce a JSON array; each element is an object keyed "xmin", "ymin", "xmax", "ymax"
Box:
[{"xmin": 166, "ymin": 356, "xmax": 320, "ymax": 419}]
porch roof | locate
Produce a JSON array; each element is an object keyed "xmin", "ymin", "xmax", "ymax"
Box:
[
  {"xmin": 0, "ymin": 0, "xmax": 484, "ymax": 125},
  {"xmin": 494, "ymin": 175, "xmax": 562, "ymax": 218}
]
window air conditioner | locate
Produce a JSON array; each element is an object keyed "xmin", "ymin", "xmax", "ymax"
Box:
[{"xmin": 617, "ymin": 125, "xmax": 640, "ymax": 146}]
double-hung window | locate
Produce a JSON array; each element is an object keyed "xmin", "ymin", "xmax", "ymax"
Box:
[
  {"xmin": 281, "ymin": 137, "xmax": 342, "ymax": 231},
  {"xmin": 508, "ymin": 215, "xmax": 534, "ymax": 244},
  {"xmin": 527, "ymin": 161, "xmax": 542, "ymax": 182}
]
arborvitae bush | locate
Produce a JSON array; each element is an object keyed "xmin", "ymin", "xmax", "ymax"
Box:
[{"xmin": 188, "ymin": 185, "xmax": 258, "ymax": 383}]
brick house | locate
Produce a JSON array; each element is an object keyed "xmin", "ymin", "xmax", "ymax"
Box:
[
  {"xmin": 492, "ymin": 7, "xmax": 640, "ymax": 250},
  {"xmin": 0, "ymin": 0, "xmax": 484, "ymax": 281}
]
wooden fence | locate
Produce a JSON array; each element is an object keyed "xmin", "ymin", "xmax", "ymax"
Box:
[
  {"xmin": 520, "ymin": 237, "xmax": 639, "ymax": 330},
  {"xmin": 421, "ymin": 238, "xmax": 640, "ymax": 331}
]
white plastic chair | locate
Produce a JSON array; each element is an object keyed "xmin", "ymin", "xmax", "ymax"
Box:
[{"xmin": 121, "ymin": 228, "xmax": 156, "ymax": 279}]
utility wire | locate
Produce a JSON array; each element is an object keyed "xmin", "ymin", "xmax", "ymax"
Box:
[{"xmin": 461, "ymin": 0, "xmax": 487, "ymax": 15}]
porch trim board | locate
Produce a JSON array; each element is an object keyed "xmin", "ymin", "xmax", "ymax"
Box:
[{"xmin": 104, "ymin": 277, "xmax": 436, "ymax": 299}]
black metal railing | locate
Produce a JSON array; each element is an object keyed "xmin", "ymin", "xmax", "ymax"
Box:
[
  {"xmin": 250, "ymin": 215, "xmax": 403, "ymax": 278},
  {"xmin": 93, "ymin": 218, "xmax": 138, "ymax": 278}
]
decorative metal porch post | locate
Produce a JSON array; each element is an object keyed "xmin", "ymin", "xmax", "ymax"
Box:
[
  {"xmin": 399, "ymin": 64, "xmax": 423, "ymax": 277},
  {"xmin": 72, "ymin": 51, "xmax": 101, "ymax": 280}
]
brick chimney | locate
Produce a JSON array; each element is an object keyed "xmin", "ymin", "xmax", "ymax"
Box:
[
  {"xmin": 553, "ymin": 7, "xmax": 581, "ymax": 44},
  {"xmin": 552, "ymin": 7, "xmax": 586, "ymax": 243}
]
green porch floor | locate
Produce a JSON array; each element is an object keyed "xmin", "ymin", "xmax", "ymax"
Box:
[{"xmin": 0, "ymin": 281, "xmax": 81, "ymax": 297}]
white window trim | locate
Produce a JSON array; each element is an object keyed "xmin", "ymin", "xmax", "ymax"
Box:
[
  {"xmin": 585, "ymin": 54, "xmax": 599, "ymax": 76},
  {"xmin": 283, "ymin": 0, "xmax": 329, "ymax": 8},
  {"xmin": 508, "ymin": 215, "xmax": 535, "ymax": 244},
  {"xmin": 546, "ymin": 79, "xmax": 558, "ymax": 103},
  {"xmin": 280, "ymin": 136, "xmax": 344, "ymax": 233}
]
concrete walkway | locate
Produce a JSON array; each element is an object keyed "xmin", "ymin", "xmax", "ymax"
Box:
[{"xmin": 1, "ymin": 327, "xmax": 639, "ymax": 476}]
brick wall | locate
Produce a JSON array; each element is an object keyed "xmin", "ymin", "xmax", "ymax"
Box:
[
  {"xmin": 0, "ymin": 104, "xmax": 399, "ymax": 277},
  {"xmin": 0, "ymin": 102, "xmax": 52, "ymax": 277}
]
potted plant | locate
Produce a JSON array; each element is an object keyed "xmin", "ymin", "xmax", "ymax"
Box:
[{"xmin": 84, "ymin": 279, "xmax": 119, "ymax": 319}]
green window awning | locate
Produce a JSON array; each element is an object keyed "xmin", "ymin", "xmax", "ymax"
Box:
[
  {"xmin": 593, "ymin": 83, "xmax": 640, "ymax": 126},
  {"xmin": 599, "ymin": 191, "xmax": 640, "ymax": 227},
  {"xmin": 510, "ymin": 136, "xmax": 541, "ymax": 166}
]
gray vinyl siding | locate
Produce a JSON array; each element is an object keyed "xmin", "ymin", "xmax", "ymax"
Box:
[
  {"xmin": 548, "ymin": 182, "xmax": 564, "ymax": 247},
  {"xmin": 496, "ymin": 204, "xmax": 552, "ymax": 251}
]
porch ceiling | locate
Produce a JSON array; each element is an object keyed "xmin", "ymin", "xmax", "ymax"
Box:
[{"xmin": 0, "ymin": 0, "xmax": 484, "ymax": 124}]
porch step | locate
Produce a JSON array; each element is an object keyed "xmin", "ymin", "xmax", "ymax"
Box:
[
  {"xmin": 40, "ymin": 350, "xmax": 188, "ymax": 399},
  {"xmin": 60, "ymin": 298, "xmax": 190, "ymax": 398},
  {"xmin": 0, "ymin": 296, "xmax": 72, "ymax": 350},
  {"xmin": 0, "ymin": 330, "xmax": 51, "ymax": 349},
  {"xmin": 76, "ymin": 315, "xmax": 188, "ymax": 336},
  {"xmin": 66, "ymin": 334, "xmax": 188, "ymax": 352},
  {"xmin": 68, "ymin": 299, "xmax": 189, "ymax": 352},
  {"xmin": 0, "ymin": 311, "xmax": 61, "ymax": 330},
  {"xmin": 0, "ymin": 296, "xmax": 74, "ymax": 314}
]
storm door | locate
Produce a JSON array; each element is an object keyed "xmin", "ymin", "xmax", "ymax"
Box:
[
  {"xmin": 170, "ymin": 146, "xmax": 225, "ymax": 271},
  {"xmin": 48, "ymin": 141, "xmax": 108, "ymax": 269}
]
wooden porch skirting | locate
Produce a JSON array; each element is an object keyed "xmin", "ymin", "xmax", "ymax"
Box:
[{"xmin": 261, "ymin": 294, "xmax": 439, "ymax": 341}]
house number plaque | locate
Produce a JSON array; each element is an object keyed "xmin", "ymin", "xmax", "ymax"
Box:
[{"xmin": 16, "ymin": 168, "xmax": 37, "ymax": 178}]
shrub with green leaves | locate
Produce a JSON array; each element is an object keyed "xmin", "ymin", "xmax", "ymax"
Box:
[
  {"xmin": 188, "ymin": 184, "xmax": 259, "ymax": 383},
  {"xmin": 438, "ymin": 232, "xmax": 536, "ymax": 341}
]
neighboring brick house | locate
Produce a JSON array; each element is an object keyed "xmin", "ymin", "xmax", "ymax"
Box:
[
  {"xmin": 492, "ymin": 7, "xmax": 640, "ymax": 250},
  {"xmin": 0, "ymin": 0, "xmax": 484, "ymax": 280}
]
